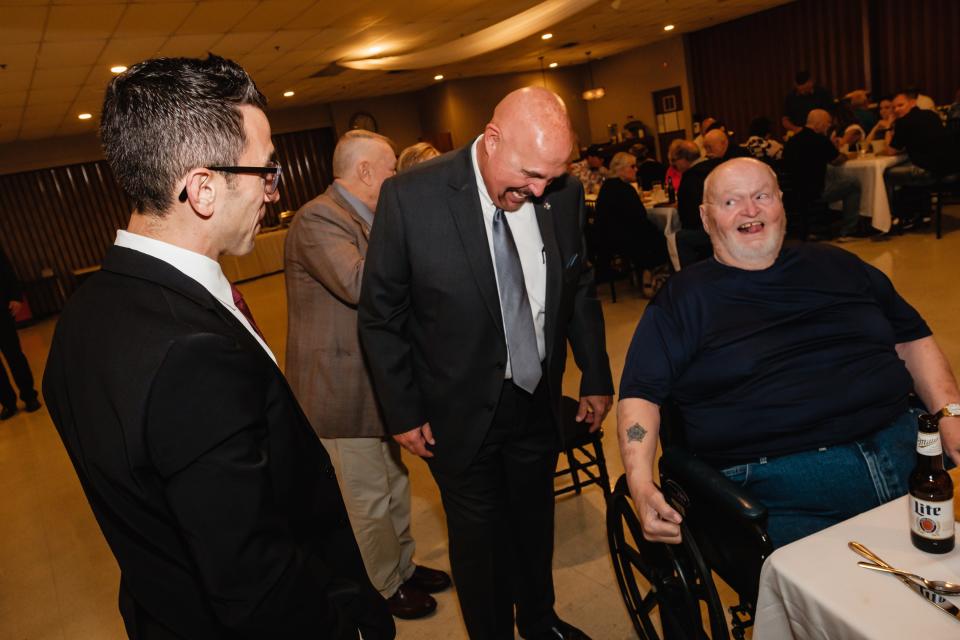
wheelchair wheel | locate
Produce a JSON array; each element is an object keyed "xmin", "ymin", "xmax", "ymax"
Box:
[{"xmin": 606, "ymin": 476, "xmax": 729, "ymax": 639}]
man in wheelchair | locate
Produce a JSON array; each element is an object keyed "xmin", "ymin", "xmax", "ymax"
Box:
[{"xmin": 617, "ymin": 157, "xmax": 960, "ymax": 550}]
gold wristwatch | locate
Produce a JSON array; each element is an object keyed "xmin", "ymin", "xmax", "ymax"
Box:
[{"xmin": 934, "ymin": 403, "xmax": 960, "ymax": 420}]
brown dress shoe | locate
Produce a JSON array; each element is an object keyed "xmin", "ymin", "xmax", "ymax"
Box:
[
  {"xmin": 405, "ymin": 565, "xmax": 452, "ymax": 594},
  {"xmin": 386, "ymin": 583, "xmax": 436, "ymax": 619}
]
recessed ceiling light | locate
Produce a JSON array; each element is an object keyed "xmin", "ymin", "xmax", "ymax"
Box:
[
  {"xmin": 549, "ymin": 62, "xmax": 558, "ymax": 68},
  {"xmin": 664, "ymin": 24, "xmax": 675, "ymax": 31},
  {"xmin": 541, "ymin": 33, "xmax": 553, "ymax": 40},
  {"xmin": 110, "ymin": 65, "xmax": 127, "ymax": 74},
  {"xmin": 283, "ymin": 90, "xmax": 295, "ymax": 97},
  {"xmin": 78, "ymin": 113, "xmax": 92, "ymax": 120},
  {"xmin": 434, "ymin": 74, "xmax": 444, "ymax": 81}
]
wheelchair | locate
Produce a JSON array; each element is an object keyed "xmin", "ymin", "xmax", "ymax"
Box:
[{"xmin": 605, "ymin": 402, "xmax": 774, "ymax": 639}]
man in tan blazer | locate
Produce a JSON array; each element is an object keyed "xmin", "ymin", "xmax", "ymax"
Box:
[{"xmin": 285, "ymin": 130, "xmax": 450, "ymax": 621}]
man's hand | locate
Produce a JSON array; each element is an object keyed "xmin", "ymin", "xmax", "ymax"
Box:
[
  {"xmin": 576, "ymin": 395, "xmax": 612, "ymax": 433},
  {"xmin": 393, "ymin": 422, "xmax": 435, "ymax": 458},
  {"xmin": 627, "ymin": 477, "xmax": 683, "ymax": 544},
  {"xmin": 8, "ymin": 300, "xmax": 21, "ymax": 318},
  {"xmin": 941, "ymin": 416, "xmax": 960, "ymax": 467}
]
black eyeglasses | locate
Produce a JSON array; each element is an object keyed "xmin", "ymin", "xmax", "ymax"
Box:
[{"xmin": 178, "ymin": 161, "xmax": 283, "ymax": 202}]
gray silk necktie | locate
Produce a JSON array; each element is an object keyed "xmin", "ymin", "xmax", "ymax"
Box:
[{"xmin": 492, "ymin": 207, "xmax": 541, "ymax": 394}]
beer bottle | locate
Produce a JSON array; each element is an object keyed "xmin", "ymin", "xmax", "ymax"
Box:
[{"xmin": 909, "ymin": 413, "xmax": 955, "ymax": 553}]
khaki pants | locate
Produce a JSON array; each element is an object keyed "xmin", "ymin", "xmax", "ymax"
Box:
[{"xmin": 320, "ymin": 437, "xmax": 416, "ymax": 597}]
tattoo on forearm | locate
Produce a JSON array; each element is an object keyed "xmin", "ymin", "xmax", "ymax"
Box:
[{"xmin": 626, "ymin": 423, "xmax": 647, "ymax": 443}]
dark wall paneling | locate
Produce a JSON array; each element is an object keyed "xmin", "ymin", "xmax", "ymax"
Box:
[
  {"xmin": 0, "ymin": 126, "xmax": 335, "ymax": 317},
  {"xmin": 687, "ymin": 0, "xmax": 866, "ymax": 140},
  {"xmin": 874, "ymin": 0, "xmax": 960, "ymax": 103}
]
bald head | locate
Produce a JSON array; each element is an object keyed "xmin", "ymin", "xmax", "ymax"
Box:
[
  {"xmin": 703, "ymin": 157, "xmax": 779, "ymax": 204},
  {"xmin": 478, "ymin": 87, "xmax": 575, "ymax": 211},
  {"xmin": 805, "ymin": 109, "xmax": 832, "ymax": 135},
  {"xmin": 703, "ymin": 129, "xmax": 729, "ymax": 159},
  {"xmin": 332, "ymin": 129, "xmax": 396, "ymax": 211}
]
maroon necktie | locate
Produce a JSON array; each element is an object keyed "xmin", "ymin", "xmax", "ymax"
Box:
[{"xmin": 231, "ymin": 284, "xmax": 264, "ymax": 339}]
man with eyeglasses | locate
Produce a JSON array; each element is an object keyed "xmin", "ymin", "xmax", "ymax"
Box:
[
  {"xmin": 617, "ymin": 157, "xmax": 960, "ymax": 551},
  {"xmin": 42, "ymin": 55, "xmax": 394, "ymax": 639}
]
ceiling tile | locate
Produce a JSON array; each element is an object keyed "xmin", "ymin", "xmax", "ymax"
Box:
[
  {"xmin": 0, "ymin": 6, "xmax": 49, "ymax": 44},
  {"xmin": 155, "ymin": 33, "xmax": 224, "ymax": 58},
  {"xmin": 230, "ymin": 0, "xmax": 316, "ymax": 33},
  {"xmin": 37, "ymin": 40, "xmax": 106, "ymax": 69},
  {"xmin": 96, "ymin": 36, "xmax": 168, "ymax": 67},
  {"xmin": 0, "ymin": 70, "xmax": 33, "ymax": 91},
  {"xmin": 30, "ymin": 66, "xmax": 91, "ymax": 90},
  {"xmin": 0, "ymin": 43, "xmax": 41, "ymax": 73},
  {"xmin": 27, "ymin": 86, "xmax": 79, "ymax": 107},
  {"xmin": 0, "ymin": 107, "xmax": 25, "ymax": 126},
  {"xmin": 44, "ymin": 4, "xmax": 125, "ymax": 41},
  {"xmin": 208, "ymin": 31, "xmax": 274, "ymax": 57},
  {"xmin": 177, "ymin": 1, "xmax": 259, "ymax": 35},
  {"xmin": 113, "ymin": 2, "xmax": 195, "ymax": 38},
  {"xmin": 250, "ymin": 30, "xmax": 318, "ymax": 56},
  {"xmin": 0, "ymin": 91, "xmax": 28, "ymax": 109},
  {"xmin": 289, "ymin": 2, "xmax": 382, "ymax": 30}
]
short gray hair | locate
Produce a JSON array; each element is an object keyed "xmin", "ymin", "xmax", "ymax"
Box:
[
  {"xmin": 609, "ymin": 152, "xmax": 636, "ymax": 176},
  {"xmin": 332, "ymin": 129, "xmax": 395, "ymax": 178}
]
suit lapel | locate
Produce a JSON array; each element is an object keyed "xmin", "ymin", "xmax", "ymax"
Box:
[
  {"xmin": 536, "ymin": 200, "xmax": 562, "ymax": 359},
  {"xmin": 448, "ymin": 150, "xmax": 504, "ymax": 335}
]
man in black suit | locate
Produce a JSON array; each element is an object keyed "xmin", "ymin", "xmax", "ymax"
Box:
[
  {"xmin": 42, "ymin": 55, "xmax": 393, "ymax": 640},
  {"xmin": 0, "ymin": 246, "xmax": 41, "ymax": 420},
  {"xmin": 359, "ymin": 87, "xmax": 614, "ymax": 640}
]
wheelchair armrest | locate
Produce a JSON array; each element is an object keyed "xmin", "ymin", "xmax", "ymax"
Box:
[{"xmin": 659, "ymin": 448, "xmax": 767, "ymax": 523}]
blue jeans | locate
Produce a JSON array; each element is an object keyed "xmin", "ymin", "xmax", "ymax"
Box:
[
  {"xmin": 820, "ymin": 165, "xmax": 861, "ymax": 235},
  {"xmin": 720, "ymin": 408, "xmax": 921, "ymax": 549}
]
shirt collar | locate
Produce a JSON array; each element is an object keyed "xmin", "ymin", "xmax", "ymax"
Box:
[
  {"xmin": 471, "ymin": 135, "xmax": 496, "ymax": 212},
  {"xmin": 114, "ymin": 230, "xmax": 233, "ymax": 306},
  {"xmin": 332, "ymin": 181, "xmax": 374, "ymax": 226}
]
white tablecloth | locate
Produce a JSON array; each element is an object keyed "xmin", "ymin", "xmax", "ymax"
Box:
[
  {"xmin": 835, "ymin": 155, "xmax": 907, "ymax": 233},
  {"xmin": 647, "ymin": 206, "xmax": 681, "ymax": 271},
  {"xmin": 219, "ymin": 227, "xmax": 288, "ymax": 283},
  {"xmin": 753, "ymin": 495, "xmax": 960, "ymax": 639}
]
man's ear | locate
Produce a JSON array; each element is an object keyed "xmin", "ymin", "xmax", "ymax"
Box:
[
  {"xmin": 182, "ymin": 169, "xmax": 216, "ymax": 219},
  {"xmin": 483, "ymin": 123, "xmax": 501, "ymax": 153},
  {"xmin": 699, "ymin": 204, "xmax": 711, "ymax": 236},
  {"xmin": 357, "ymin": 159, "xmax": 372, "ymax": 185}
]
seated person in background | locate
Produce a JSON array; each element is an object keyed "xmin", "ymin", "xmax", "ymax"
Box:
[
  {"xmin": 782, "ymin": 109, "xmax": 861, "ymax": 240},
  {"xmin": 832, "ymin": 102, "xmax": 866, "ymax": 151},
  {"xmin": 882, "ymin": 89, "xmax": 951, "ymax": 226},
  {"xmin": 569, "ymin": 144, "xmax": 608, "ymax": 196},
  {"xmin": 664, "ymin": 139, "xmax": 685, "ymax": 193},
  {"xmin": 693, "ymin": 116, "xmax": 716, "ymax": 156},
  {"xmin": 617, "ymin": 157, "xmax": 960, "ymax": 549},
  {"xmin": 397, "ymin": 141, "xmax": 440, "ymax": 172},
  {"xmin": 864, "ymin": 95, "xmax": 895, "ymax": 150},
  {"xmin": 741, "ymin": 116, "xmax": 784, "ymax": 164},
  {"xmin": 630, "ymin": 143, "xmax": 667, "ymax": 191},
  {"xmin": 675, "ymin": 141, "xmax": 721, "ymax": 267},
  {"xmin": 703, "ymin": 128, "xmax": 749, "ymax": 162},
  {"xmin": 948, "ymin": 88, "xmax": 960, "ymax": 124},
  {"xmin": 782, "ymin": 69, "xmax": 834, "ymax": 134},
  {"xmin": 845, "ymin": 89, "xmax": 878, "ymax": 132},
  {"xmin": 594, "ymin": 152, "xmax": 670, "ymax": 277}
]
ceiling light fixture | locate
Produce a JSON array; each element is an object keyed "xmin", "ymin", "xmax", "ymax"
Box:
[
  {"xmin": 78, "ymin": 113, "xmax": 92, "ymax": 120},
  {"xmin": 664, "ymin": 24, "xmax": 675, "ymax": 31},
  {"xmin": 581, "ymin": 51, "xmax": 605, "ymax": 101},
  {"xmin": 434, "ymin": 74, "xmax": 444, "ymax": 81},
  {"xmin": 340, "ymin": 0, "xmax": 600, "ymax": 70},
  {"xmin": 542, "ymin": 33, "xmax": 553, "ymax": 40},
  {"xmin": 549, "ymin": 62, "xmax": 559, "ymax": 68},
  {"xmin": 110, "ymin": 65, "xmax": 127, "ymax": 74},
  {"xmin": 283, "ymin": 90, "xmax": 295, "ymax": 97}
]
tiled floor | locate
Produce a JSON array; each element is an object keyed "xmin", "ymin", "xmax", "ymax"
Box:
[{"xmin": 2, "ymin": 211, "xmax": 959, "ymax": 639}]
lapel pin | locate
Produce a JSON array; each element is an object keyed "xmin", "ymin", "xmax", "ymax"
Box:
[{"xmin": 543, "ymin": 201, "xmax": 551, "ymax": 211}]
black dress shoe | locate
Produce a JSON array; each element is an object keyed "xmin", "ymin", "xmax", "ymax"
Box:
[
  {"xmin": 386, "ymin": 583, "xmax": 436, "ymax": 620},
  {"xmin": 524, "ymin": 619, "xmax": 592, "ymax": 640},
  {"xmin": 0, "ymin": 406, "xmax": 16, "ymax": 421},
  {"xmin": 24, "ymin": 398, "xmax": 41, "ymax": 413},
  {"xmin": 405, "ymin": 565, "xmax": 452, "ymax": 594}
]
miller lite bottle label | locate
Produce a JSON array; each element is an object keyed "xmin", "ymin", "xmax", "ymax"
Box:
[{"xmin": 909, "ymin": 414, "xmax": 956, "ymax": 553}]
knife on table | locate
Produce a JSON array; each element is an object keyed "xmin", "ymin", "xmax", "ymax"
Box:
[{"xmin": 848, "ymin": 541, "xmax": 960, "ymax": 621}]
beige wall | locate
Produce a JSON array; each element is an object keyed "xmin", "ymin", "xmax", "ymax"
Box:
[
  {"xmin": 328, "ymin": 93, "xmax": 423, "ymax": 151},
  {"xmin": 415, "ymin": 67, "xmax": 592, "ymax": 151},
  {"xmin": 0, "ymin": 133, "xmax": 103, "ymax": 175},
  {"xmin": 584, "ymin": 36, "xmax": 693, "ymax": 156}
]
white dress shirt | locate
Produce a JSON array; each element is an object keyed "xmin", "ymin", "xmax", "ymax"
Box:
[
  {"xmin": 114, "ymin": 230, "xmax": 277, "ymax": 363},
  {"xmin": 470, "ymin": 136, "xmax": 547, "ymax": 380}
]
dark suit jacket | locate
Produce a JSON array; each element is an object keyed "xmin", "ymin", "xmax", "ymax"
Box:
[
  {"xmin": 677, "ymin": 158, "xmax": 722, "ymax": 231},
  {"xmin": 358, "ymin": 145, "xmax": 614, "ymax": 474},
  {"xmin": 43, "ymin": 246, "xmax": 393, "ymax": 640}
]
